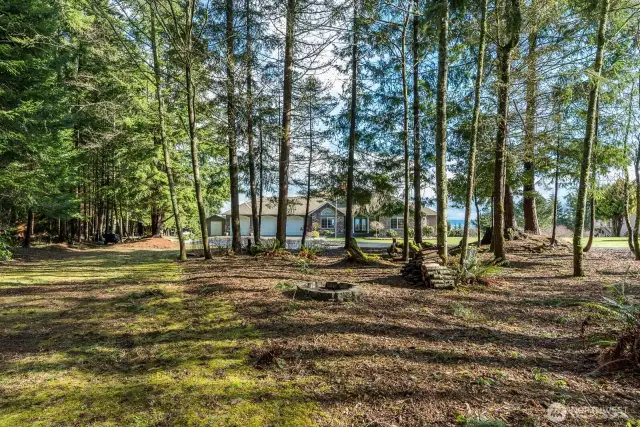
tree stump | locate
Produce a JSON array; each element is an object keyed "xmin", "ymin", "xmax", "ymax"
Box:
[{"xmin": 346, "ymin": 238, "xmax": 368, "ymax": 264}]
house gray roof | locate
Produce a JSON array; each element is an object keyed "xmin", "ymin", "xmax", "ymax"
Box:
[
  {"xmin": 220, "ymin": 197, "xmax": 333, "ymax": 217},
  {"xmin": 206, "ymin": 214, "xmax": 225, "ymax": 221},
  {"xmin": 219, "ymin": 197, "xmax": 437, "ymax": 217}
]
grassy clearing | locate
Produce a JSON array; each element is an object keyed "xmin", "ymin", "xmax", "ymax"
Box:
[
  {"xmin": 0, "ymin": 248, "xmax": 316, "ymax": 426},
  {"xmin": 328, "ymin": 236, "xmax": 465, "ymax": 245},
  {"xmin": 560, "ymin": 236, "xmax": 633, "ymax": 248}
]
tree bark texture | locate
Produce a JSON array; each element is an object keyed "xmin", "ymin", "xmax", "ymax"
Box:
[
  {"xmin": 150, "ymin": 10, "xmax": 186, "ymax": 260},
  {"xmin": 276, "ymin": 0, "xmax": 295, "ymax": 246},
  {"xmin": 435, "ymin": 0, "xmax": 449, "ymax": 263},
  {"xmin": 185, "ymin": 0, "xmax": 211, "ymax": 259},
  {"xmin": 460, "ymin": 0, "xmax": 487, "ymax": 265},
  {"xmin": 573, "ymin": 0, "xmax": 609, "ymax": 275},
  {"xmin": 246, "ymin": 0, "xmax": 260, "ymax": 245},
  {"xmin": 345, "ymin": 0, "xmax": 358, "ymax": 249},
  {"xmin": 523, "ymin": 28, "xmax": 540, "ymax": 234},
  {"xmin": 412, "ymin": 0, "xmax": 422, "ymax": 244}
]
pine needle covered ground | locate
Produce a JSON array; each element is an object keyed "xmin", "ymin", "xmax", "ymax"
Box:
[
  {"xmin": 1, "ymin": 238, "xmax": 639, "ymax": 425},
  {"xmin": 0, "ymin": 246, "xmax": 316, "ymax": 426},
  {"xmin": 182, "ymin": 237, "xmax": 640, "ymax": 426}
]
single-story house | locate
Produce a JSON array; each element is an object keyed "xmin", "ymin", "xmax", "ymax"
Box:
[{"xmin": 206, "ymin": 197, "xmax": 436, "ymax": 237}]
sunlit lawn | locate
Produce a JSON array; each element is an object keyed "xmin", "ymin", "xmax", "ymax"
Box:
[
  {"xmin": 562, "ymin": 236, "xmax": 632, "ymax": 248},
  {"xmin": 354, "ymin": 236, "xmax": 630, "ymax": 249},
  {"xmin": 0, "ymin": 248, "xmax": 316, "ymax": 426},
  {"xmin": 329, "ymin": 236, "xmax": 465, "ymax": 245}
]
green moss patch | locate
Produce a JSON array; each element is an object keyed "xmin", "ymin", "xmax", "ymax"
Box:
[{"xmin": 0, "ymin": 248, "xmax": 317, "ymax": 426}]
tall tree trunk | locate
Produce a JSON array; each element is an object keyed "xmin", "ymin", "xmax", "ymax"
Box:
[
  {"xmin": 612, "ymin": 217, "xmax": 622, "ymax": 237},
  {"xmin": 412, "ymin": 0, "xmax": 422, "ymax": 244},
  {"xmin": 492, "ymin": 50, "xmax": 510, "ymax": 259},
  {"xmin": 184, "ymin": 0, "xmax": 211, "ymax": 259},
  {"xmin": 150, "ymin": 10, "xmax": 186, "ymax": 260},
  {"xmin": 259, "ymin": 121, "xmax": 264, "ymax": 232},
  {"xmin": 634, "ymin": 144, "xmax": 640, "ymax": 260},
  {"xmin": 151, "ymin": 208, "xmax": 164, "ymax": 237},
  {"xmin": 23, "ymin": 209, "xmax": 33, "ymax": 248},
  {"xmin": 460, "ymin": 0, "xmax": 487, "ymax": 264},
  {"xmin": 623, "ymin": 82, "xmax": 635, "ymax": 252},
  {"xmin": 584, "ymin": 103, "xmax": 600, "ymax": 252},
  {"xmin": 119, "ymin": 202, "xmax": 126, "ymax": 238},
  {"xmin": 246, "ymin": 0, "xmax": 259, "ymax": 245},
  {"xmin": 634, "ymin": 81, "xmax": 640, "ymax": 260},
  {"xmin": 573, "ymin": 0, "xmax": 610, "ymax": 276},
  {"xmin": 504, "ymin": 182, "xmax": 516, "ymax": 232},
  {"xmin": 492, "ymin": 0, "xmax": 520, "ymax": 260},
  {"xmin": 401, "ymin": 4, "xmax": 411, "ymax": 261},
  {"xmin": 474, "ymin": 194, "xmax": 481, "ymax": 247},
  {"xmin": 276, "ymin": 0, "xmax": 295, "ymax": 247},
  {"xmin": 435, "ymin": 0, "xmax": 449, "ymax": 263},
  {"xmin": 302, "ymin": 103, "xmax": 313, "ymax": 248},
  {"xmin": 345, "ymin": 0, "xmax": 358, "ymax": 249},
  {"xmin": 584, "ymin": 195, "xmax": 596, "ymax": 251},
  {"xmin": 226, "ymin": 0, "xmax": 241, "ymax": 252},
  {"xmin": 523, "ymin": 27, "xmax": 540, "ymax": 234},
  {"xmin": 551, "ymin": 121, "xmax": 560, "ymax": 244}
]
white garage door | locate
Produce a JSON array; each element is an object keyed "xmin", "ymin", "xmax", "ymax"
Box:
[
  {"xmin": 209, "ymin": 221, "xmax": 223, "ymax": 236},
  {"xmin": 286, "ymin": 216, "xmax": 304, "ymax": 236},
  {"xmin": 260, "ymin": 216, "xmax": 276, "ymax": 236},
  {"xmin": 230, "ymin": 216, "xmax": 250, "ymax": 236},
  {"xmin": 240, "ymin": 216, "xmax": 250, "ymax": 236}
]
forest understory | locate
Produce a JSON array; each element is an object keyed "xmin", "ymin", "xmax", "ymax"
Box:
[
  {"xmin": 1, "ymin": 237, "xmax": 636, "ymax": 426},
  {"xmin": 183, "ymin": 237, "xmax": 640, "ymax": 426}
]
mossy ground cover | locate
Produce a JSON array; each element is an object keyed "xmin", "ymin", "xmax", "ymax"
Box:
[{"xmin": 0, "ymin": 247, "xmax": 317, "ymax": 426}]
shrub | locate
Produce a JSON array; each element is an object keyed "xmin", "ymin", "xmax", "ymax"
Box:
[
  {"xmin": 298, "ymin": 246, "xmax": 319, "ymax": 260},
  {"xmin": 311, "ymin": 222, "xmax": 321, "ymax": 231},
  {"xmin": 310, "ymin": 230, "xmax": 320, "ymax": 238},
  {"xmin": 370, "ymin": 221, "xmax": 385, "ymax": 237},
  {"xmin": 422, "ymin": 225, "xmax": 434, "ymax": 237},
  {"xmin": 448, "ymin": 226, "xmax": 464, "ymax": 237},
  {"xmin": 248, "ymin": 239, "xmax": 290, "ymax": 257},
  {"xmin": 295, "ymin": 258, "xmax": 315, "ymax": 274},
  {"xmin": 0, "ymin": 235, "xmax": 13, "ymax": 261},
  {"xmin": 395, "ymin": 240, "xmax": 420, "ymax": 254},
  {"xmin": 320, "ymin": 229, "xmax": 335, "ymax": 238},
  {"xmin": 408, "ymin": 227, "xmax": 414, "ymax": 238},
  {"xmin": 455, "ymin": 247, "xmax": 503, "ymax": 286},
  {"xmin": 584, "ymin": 281, "xmax": 640, "ymax": 371},
  {"xmin": 386, "ymin": 229, "xmax": 398, "ymax": 238}
]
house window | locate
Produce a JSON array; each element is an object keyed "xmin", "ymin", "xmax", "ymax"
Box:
[
  {"xmin": 390, "ymin": 217, "xmax": 404, "ymax": 229},
  {"xmin": 354, "ymin": 218, "xmax": 368, "ymax": 232},
  {"xmin": 321, "ymin": 217, "xmax": 335, "ymax": 229}
]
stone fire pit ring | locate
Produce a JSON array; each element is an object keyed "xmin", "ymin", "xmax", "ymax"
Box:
[{"xmin": 295, "ymin": 281, "xmax": 360, "ymax": 302}]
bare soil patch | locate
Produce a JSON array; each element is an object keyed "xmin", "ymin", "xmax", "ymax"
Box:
[
  {"xmin": 120, "ymin": 236, "xmax": 179, "ymax": 249},
  {"xmin": 183, "ymin": 238, "xmax": 640, "ymax": 426}
]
